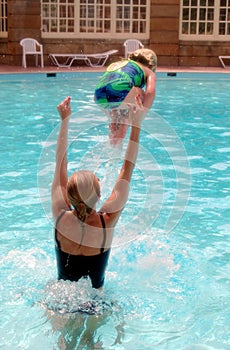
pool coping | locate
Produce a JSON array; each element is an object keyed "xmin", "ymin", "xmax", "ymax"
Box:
[{"xmin": 0, "ymin": 64, "xmax": 229, "ymax": 75}]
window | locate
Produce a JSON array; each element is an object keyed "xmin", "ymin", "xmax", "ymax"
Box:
[
  {"xmin": 41, "ymin": 0, "xmax": 150, "ymax": 39},
  {"xmin": 180, "ymin": 0, "xmax": 230, "ymax": 40},
  {"xmin": 0, "ymin": 0, "xmax": 7, "ymax": 38}
]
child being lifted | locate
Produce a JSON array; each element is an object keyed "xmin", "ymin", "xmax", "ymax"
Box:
[{"xmin": 94, "ymin": 48, "xmax": 157, "ymax": 145}]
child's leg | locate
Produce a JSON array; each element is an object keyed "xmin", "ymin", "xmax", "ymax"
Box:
[
  {"xmin": 109, "ymin": 109, "xmax": 129, "ymax": 145},
  {"xmin": 109, "ymin": 88, "xmax": 144, "ymax": 145},
  {"xmin": 120, "ymin": 87, "xmax": 144, "ymax": 109}
]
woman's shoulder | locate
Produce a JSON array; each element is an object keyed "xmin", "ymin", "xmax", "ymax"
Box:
[
  {"xmin": 54, "ymin": 209, "xmax": 73, "ymax": 228},
  {"xmin": 96, "ymin": 210, "xmax": 120, "ymax": 229}
]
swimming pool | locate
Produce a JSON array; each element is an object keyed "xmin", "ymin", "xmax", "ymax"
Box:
[{"xmin": 0, "ymin": 72, "xmax": 229, "ymax": 349}]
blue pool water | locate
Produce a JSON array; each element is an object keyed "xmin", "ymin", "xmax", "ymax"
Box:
[{"xmin": 0, "ymin": 72, "xmax": 230, "ymax": 349}]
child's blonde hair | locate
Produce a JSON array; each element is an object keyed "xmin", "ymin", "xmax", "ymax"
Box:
[{"xmin": 128, "ymin": 48, "xmax": 157, "ymax": 72}]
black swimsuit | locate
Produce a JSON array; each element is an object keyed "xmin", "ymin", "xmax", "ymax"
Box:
[{"xmin": 54, "ymin": 211, "xmax": 111, "ymax": 289}]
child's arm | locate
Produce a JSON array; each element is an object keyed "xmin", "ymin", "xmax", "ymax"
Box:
[{"xmin": 143, "ymin": 69, "xmax": 156, "ymax": 109}]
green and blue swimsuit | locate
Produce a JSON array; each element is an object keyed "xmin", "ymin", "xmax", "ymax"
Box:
[{"xmin": 94, "ymin": 60, "xmax": 146, "ymax": 109}]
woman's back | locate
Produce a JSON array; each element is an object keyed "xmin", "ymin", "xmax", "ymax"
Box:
[
  {"xmin": 52, "ymin": 95, "xmax": 145, "ymax": 288},
  {"xmin": 55, "ymin": 210, "xmax": 112, "ymax": 288},
  {"xmin": 55, "ymin": 210, "xmax": 113, "ymax": 255}
]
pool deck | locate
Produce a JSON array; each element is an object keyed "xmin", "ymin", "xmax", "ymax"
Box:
[{"xmin": 0, "ymin": 64, "xmax": 229, "ymax": 74}]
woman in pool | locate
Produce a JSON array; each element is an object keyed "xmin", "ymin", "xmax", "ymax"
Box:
[
  {"xmin": 52, "ymin": 95, "xmax": 145, "ymax": 289},
  {"xmin": 94, "ymin": 48, "xmax": 157, "ymax": 144}
]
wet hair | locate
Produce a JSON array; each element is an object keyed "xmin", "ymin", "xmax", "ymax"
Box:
[
  {"xmin": 128, "ymin": 48, "xmax": 157, "ymax": 72},
  {"xmin": 67, "ymin": 170, "xmax": 100, "ymax": 222}
]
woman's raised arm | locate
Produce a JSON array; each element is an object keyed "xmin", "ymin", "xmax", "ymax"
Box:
[
  {"xmin": 100, "ymin": 95, "xmax": 146, "ymax": 225},
  {"xmin": 52, "ymin": 96, "xmax": 72, "ymax": 218}
]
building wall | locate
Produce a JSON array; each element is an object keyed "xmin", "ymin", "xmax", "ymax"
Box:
[
  {"xmin": 179, "ymin": 41, "xmax": 230, "ymax": 67},
  {"xmin": 0, "ymin": 0, "xmax": 39, "ymax": 65},
  {"xmin": 150, "ymin": 0, "xmax": 180, "ymax": 66},
  {"xmin": 0, "ymin": 0, "xmax": 229, "ymax": 67}
]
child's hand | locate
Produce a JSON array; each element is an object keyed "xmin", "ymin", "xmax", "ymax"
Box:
[{"xmin": 57, "ymin": 96, "xmax": 71, "ymax": 120}]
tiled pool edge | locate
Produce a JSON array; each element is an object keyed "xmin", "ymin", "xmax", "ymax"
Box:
[{"xmin": 0, "ymin": 71, "xmax": 230, "ymax": 83}]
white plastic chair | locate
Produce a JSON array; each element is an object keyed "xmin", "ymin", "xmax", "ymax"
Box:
[
  {"xmin": 124, "ymin": 39, "xmax": 144, "ymax": 59},
  {"xmin": 20, "ymin": 38, "xmax": 44, "ymax": 68}
]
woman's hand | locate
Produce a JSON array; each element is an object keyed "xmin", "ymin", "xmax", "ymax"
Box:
[
  {"xmin": 128, "ymin": 94, "xmax": 147, "ymax": 127},
  {"xmin": 57, "ymin": 96, "xmax": 71, "ymax": 120}
]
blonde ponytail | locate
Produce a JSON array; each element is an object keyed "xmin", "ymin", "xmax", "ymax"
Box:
[{"xmin": 67, "ymin": 170, "xmax": 100, "ymax": 222}]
